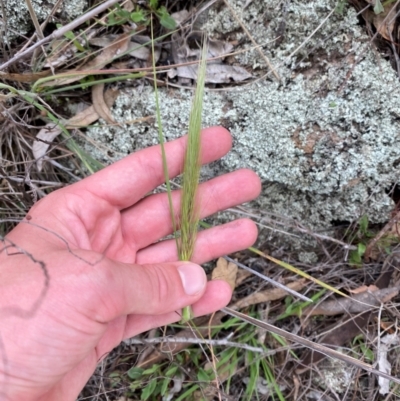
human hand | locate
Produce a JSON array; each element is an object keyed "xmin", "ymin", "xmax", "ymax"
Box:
[{"xmin": 0, "ymin": 126, "xmax": 261, "ymax": 401}]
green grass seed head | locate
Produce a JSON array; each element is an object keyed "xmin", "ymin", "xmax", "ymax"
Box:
[{"xmin": 178, "ymin": 38, "xmax": 208, "ymax": 262}]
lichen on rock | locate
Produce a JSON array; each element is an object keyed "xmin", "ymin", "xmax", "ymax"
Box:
[
  {"xmin": 0, "ymin": 0, "xmax": 88, "ymax": 42},
  {"xmin": 84, "ymin": 0, "xmax": 400, "ymax": 230}
]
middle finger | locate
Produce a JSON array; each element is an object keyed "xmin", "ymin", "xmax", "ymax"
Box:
[{"xmin": 121, "ymin": 169, "xmax": 260, "ymax": 250}]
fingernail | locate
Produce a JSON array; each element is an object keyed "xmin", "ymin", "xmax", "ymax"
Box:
[{"xmin": 178, "ymin": 263, "xmax": 206, "ymax": 296}]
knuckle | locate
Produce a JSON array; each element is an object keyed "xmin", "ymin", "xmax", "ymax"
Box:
[{"xmin": 145, "ymin": 264, "xmax": 175, "ymax": 313}]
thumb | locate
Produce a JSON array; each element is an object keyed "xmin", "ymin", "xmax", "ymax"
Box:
[{"xmin": 88, "ymin": 259, "xmax": 207, "ymax": 323}]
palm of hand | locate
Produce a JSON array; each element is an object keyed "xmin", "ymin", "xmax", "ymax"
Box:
[{"xmin": 1, "ymin": 128, "xmax": 260, "ymax": 401}]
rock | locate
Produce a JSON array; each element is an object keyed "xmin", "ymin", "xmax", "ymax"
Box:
[
  {"xmin": 84, "ymin": 0, "xmax": 400, "ymax": 231},
  {"xmin": 1, "ymin": 0, "xmax": 88, "ymax": 42}
]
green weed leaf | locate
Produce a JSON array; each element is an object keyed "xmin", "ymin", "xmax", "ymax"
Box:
[
  {"xmin": 141, "ymin": 379, "xmax": 157, "ymax": 400},
  {"xmin": 142, "ymin": 364, "xmax": 160, "ymax": 375},
  {"xmin": 157, "ymin": 7, "xmax": 177, "ymax": 30},
  {"xmin": 107, "ymin": 4, "xmax": 131, "ymax": 26},
  {"xmin": 335, "ymin": 0, "xmax": 347, "ymax": 15},
  {"xmin": 127, "ymin": 367, "xmax": 144, "ymax": 380},
  {"xmin": 197, "ymin": 368, "xmax": 210, "ymax": 382},
  {"xmin": 374, "ymin": 0, "xmax": 384, "ymax": 14},
  {"xmin": 160, "ymin": 378, "xmax": 171, "ymax": 396},
  {"xmin": 359, "ymin": 215, "xmax": 369, "ymax": 235},
  {"xmin": 349, "ymin": 242, "xmax": 366, "ymax": 267},
  {"xmin": 357, "ymin": 242, "xmax": 366, "ymax": 255},
  {"xmin": 175, "ymin": 384, "xmax": 199, "ymax": 401},
  {"xmin": 165, "ymin": 366, "xmax": 178, "ymax": 377},
  {"xmin": 149, "ymin": 0, "xmax": 158, "ymax": 9},
  {"xmin": 131, "ymin": 9, "xmax": 147, "ymax": 23},
  {"xmin": 63, "ymin": 31, "xmax": 85, "ymax": 52}
]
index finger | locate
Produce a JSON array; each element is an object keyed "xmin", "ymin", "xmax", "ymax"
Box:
[{"xmin": 73, "ymin": 126, "xmax": 232, "ymax": 209}]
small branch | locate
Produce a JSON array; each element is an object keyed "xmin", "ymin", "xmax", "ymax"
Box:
[
  {"xmin": 224, "ymin": 255, "xmax": 312, "ymax": 302},
  {"xmin": 126, "ymin": 336, "xmax": 292, "ymax": 355},
  {"xmin": 0, "ymin": 0, "xmax": 121, "ymax": 71},
  {"xmin": 222, "ymin": 0, "xmax": 280, "ymax": 81},
  {"xmin": 222, "ymin": 307, "xmax": 400, "ymax": 386},
  {"xmin": 228, "ymin": 207, "xmax": 357, "ymax": 250},
  {"xmin": 24, "ymin": 0, "xmax": 44, "ymax": 39}
]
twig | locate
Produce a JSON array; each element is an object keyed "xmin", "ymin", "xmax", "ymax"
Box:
[
  {"xmin": 222, "ymin": 0, "xmax": 280, "ymax": 81},
  {"xmin": 0, "ymin": 0, "xmax": 9, "ymax": 60},
  {"xmin": 20, "ymin": 0, "xmax": 77, "ymax": 52},
  {"xmin": 221, "ymin": 307, "xmax": 400, "ymax": 386},
  {"xmin": 126, "ymin": 336, "xmax": 294, "ymax": 355},
  {"xmin": 0, "ymin": 0, "xmax": 121, "ymax": 71},
  {"xmin": 0, "ymin": 175, "xmax": 65, "ymax": 186},
  {"xmin": 208, "ymin": 312, "xmax": 221, "ymax": 401},
  {"xmin": 228, "ymin": 207, "xmax": 357, "ymax": 250},
  {"xmin": 24, "ymin": 0, "xmax": 44, "ymax": 39},
  {"xmin": 223, "ymin": 255, "xmax": 312, "ymax": 302},
  {"xmin": 284, "ymin": 7, "xmax": 335, "ymax": 64}
]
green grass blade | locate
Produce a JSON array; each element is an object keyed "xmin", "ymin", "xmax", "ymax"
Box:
[
  {"xmin": 248, "ymin": 246, "xmax": 348, "ymax": 298},
  {"xmin": 150, "ymin": 17, "xmax": 178, "ymax": 243}
]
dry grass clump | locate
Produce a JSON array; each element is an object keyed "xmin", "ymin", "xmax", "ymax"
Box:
[{"xmin": 0, "ymin": 93, "xmax": 81, "ymax": 235}]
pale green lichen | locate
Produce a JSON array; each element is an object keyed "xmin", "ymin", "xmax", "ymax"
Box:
[
  {"xmin": 0, "ymin": 0, "xmax": 87, "ymax": 42},
  {"xmin": 84, "ymin": 0, "xmax": 400, "ymax": 230},
  {"xmin": 298, "ymin": 252, "xmax": 319, "ymax": 265},
  {"xmin": 313, "ymin": 353, "xmax": 355, "ymax": 393}
]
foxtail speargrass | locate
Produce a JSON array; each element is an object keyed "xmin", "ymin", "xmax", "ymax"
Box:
[
  {"xmin": 151, "ymin": 18, "xmax": 207, "ymax": 322},
  {"xmin": 177, "ymin": 39, "xmax": 207, "ymax": 322}
]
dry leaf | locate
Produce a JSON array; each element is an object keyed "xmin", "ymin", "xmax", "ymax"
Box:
[
  {"xmin": 45, "ymin": 39, "xmax": 77, "ymax": 68},
  {"xmin": 0, "ymin": 93, "xmax": 14, "ymax": 102},
  {"xmin": 173, "ymin": 31, "xmax": 234, "ymax": 63},
  {"xmin": 92, "ymin": 83, "xmax": 115, "ymax": 124},
  {"xmin": 235, "ymin": 269, "xmax": 252, "ymax": 286},
  {"xmin": 163, "ymin": 376, "xmax": 183, "ymax": 400},
  {"xmin": 299, "ymin": 265, "xmax": 394, "ymax": 370},
  {"xmin": 234, "ymin": 279, "xmax": 307, "ymax": 309},
  {"xmin": 65, "ymin": 105, "xmax": 100, "ymax": 128},
  {"xmin": 122, "ymin": 1, "xmax": 134, "ymax": 12},
  {"xmin": 171, "ymin": 10, "xmax": 189, "ymax": 25},
  {"xmin": 0, "ymin": 70, "xmax": 51, "ymax": 83},
  {"xmin": 127, "ymin": 41, "xmax": 151, "ymax": 60},
  {"xmin": 378, "ymin": 334, "xmax": 400, "ymax": 395},
  {"xmin": 32, "ymin": 123, "xmax": 63, "ymax": 171},
  {"xmin": 169, "ymin": 31, "xmax": 246, "ymax": 83},
  {"xmin": 303, "ymin": 286, "xmax": 399, "ymax": 316},
  {"xmin": 90, "ymin": 36, "xmax": 158, "ymax": 61},
  {"xmin": 348, "ymin": 284, "xmax": 378, "ymax": 294},
  {"xmin": 372, "ymin": 4, "xmax": 396, "ymax": 41},
  {"xmin": 171, "ymin": 64, "xmax": 251, "ymax": 83},
  {"xmin": 33, "ymin": 88, "xmax": 119, "ymax": 170},
  {"xmin": 66, "ymin": 87, "xmax": 119, "ymax": 128},
  {"xmin": 212, "ymin": 257, "xmax": 238, "ymax": 290},
  {"xmin": 44, "ymin": 32, "xmax": 131, "ymax": 87}
]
